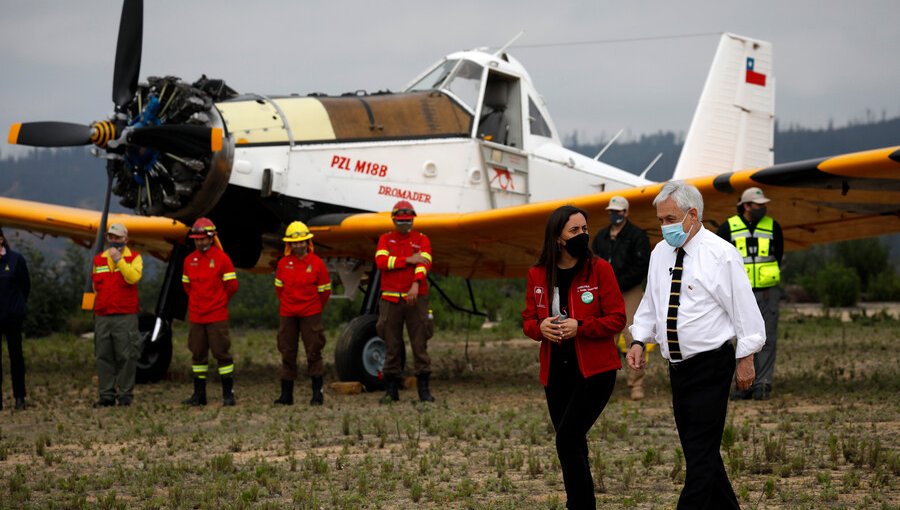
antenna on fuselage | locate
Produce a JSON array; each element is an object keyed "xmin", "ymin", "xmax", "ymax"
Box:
[
  {"xmin": 639, "ymin": 153, "xmax": 663, "ymax": 179},
  {"xmin": 495, "ymin": 31, "xmax": 525, "ymax": 56},
  {"xmin": 593, "ymin": 128, "xmax": 624, "ymax": 161}
]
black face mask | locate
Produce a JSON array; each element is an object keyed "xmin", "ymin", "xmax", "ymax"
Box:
[
  {"xmin": 563, "ymin": 233, "xmax": 591, "ymax": 259},
  {"xmin": 750, "ymin": 206, "xmax": 767, "ymax": 221},
  {"xmin": 108, "ymin": 241, "xmax": 126, "ymax": 250},
  {"xmin": 608, "ymin": 211, "xmax": 625, "ymax": 225}
]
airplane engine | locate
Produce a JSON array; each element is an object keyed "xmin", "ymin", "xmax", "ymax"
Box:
[{"xmin": 111, "ymin": 75, "xmax": 237, "ymax": 223}]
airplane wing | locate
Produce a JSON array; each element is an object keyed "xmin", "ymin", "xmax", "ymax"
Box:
[
  {"xmin": 311, "ymin": 146, "xmax": 900, "ymax": 279},
  {"xmin": 0, "ymin": 196, "xmax": 189, "ymax": 260}
]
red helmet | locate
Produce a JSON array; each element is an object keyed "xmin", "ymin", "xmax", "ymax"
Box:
[
  {"xmin": 189, "ymin": 217, "xmax": 217, "ymax": 238},
  {"xmin": 391, "ymin": 200, "xmax": 416, "ymax": 220}
]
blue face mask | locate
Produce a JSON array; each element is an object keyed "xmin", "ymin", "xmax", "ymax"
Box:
[{"xmin": 661, "ymin": 212, "xmax": 691, "ymax": 248}]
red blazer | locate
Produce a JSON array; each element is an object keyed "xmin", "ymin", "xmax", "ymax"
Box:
[
  {"xmin": 182, "ymin": 246, "xmax": 238, "ymax": 324},
  {"xmin": 522, "ymin": 257, "xmax": 626, "ymax": 386},
  {"xmin": 275, "ymin": 253, "xmax": 331, "ymax": 317}
]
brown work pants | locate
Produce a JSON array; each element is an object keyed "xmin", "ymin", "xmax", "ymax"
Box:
[
  {"xmin": 188, "ymin": 321, "xmax": 234, "ymax": 376},
  {"xmin": 277, "ymin": 314, "xmax": 326, "ymax": 379},
  {"xmin": 377, "ymin": 297, "xmax": 432, "ymax": 377}
]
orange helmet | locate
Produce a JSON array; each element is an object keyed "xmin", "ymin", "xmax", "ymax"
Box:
[
  {"xmin": 188, "ymin": 217, "xmax": 217, "ymax": 238},
  {"xmin": 391, "ymin": 200, "xmax": 416, "ymax": 220}
]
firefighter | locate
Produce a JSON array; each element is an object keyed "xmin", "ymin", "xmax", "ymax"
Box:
[
  {"xmin": 375, "ymin": 200, "xmax": 435, "ymax": 403},
  {"xmin": 181, "ymin": 218, "xmax": 239, "ymax": 406},
  {"xmin": 273, "ymin": 221, "xmax": 331, "ymax": 406},
  {"xmin": 91, "ymin": 223, "xmax": 142, "ymax": 407}
]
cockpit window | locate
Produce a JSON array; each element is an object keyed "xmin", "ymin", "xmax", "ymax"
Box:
[
  {"xmin": 529, "ymin": 97, "xmax": 553, "ymax": 138},
  {"xmin": 407, "ymin": 59, "xmax": 484, "ymax": 112}
]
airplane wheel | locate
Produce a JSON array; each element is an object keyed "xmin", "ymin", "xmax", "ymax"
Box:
[
  {"xmin": 334, "ymin": 314, "xmax": 385, "ymax": 391},
  {"xmin": 136, "ymin": 313, "xmax": 173, "ymax": 384}
]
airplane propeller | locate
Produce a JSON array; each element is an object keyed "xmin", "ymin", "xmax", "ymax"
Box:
[{"xmin": 5, "ymin": 0, "xmax": 223, "ymax": 309}]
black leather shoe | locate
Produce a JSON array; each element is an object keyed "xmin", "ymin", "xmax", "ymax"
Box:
[
  {"xmin": 14, "ymin": 397, "xmax": 26, "ymax": 410},
  {"xmin": 730, "ymin": 389, "xmax": 752, "ymax": 401},
  {"xmin": 752, "ymin": 384, "xmax": 772, "ymax": 401},
  {"xmin": 93, "ymin": 399, "xmax": 115, "ymax": 408}
]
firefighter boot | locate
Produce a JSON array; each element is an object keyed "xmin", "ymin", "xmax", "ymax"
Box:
[
  {"xmin": 417, "ymin": 373, "xmax": 435, "ymax": 403},
  {"xmin": 222, "ymin": 376, "xmax": 236, "ymax": 406},
  {"xmin": 629, "ymin": 366, "xmax": 646, "ymax": 401},
  {"xmin": 310, "ymin": 376, "xmax": 324, "ymax": 406},
  {"xmin": 379, "ymin": 377, "xmax": 399, "ymax": 404},
  {"xmin": 182, "ymin": 378, "xmax": 207, "ymax": 406},
  {"xmin": 274, "ymin": 379, "xmax": 294, "ymax": 406}
]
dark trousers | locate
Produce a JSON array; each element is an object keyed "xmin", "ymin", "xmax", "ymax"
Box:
[
  {"xmin": 753, "ymin": 287, "xmax": 780, "ymax": 388},
  {"xmin": 277, "ymin": 314, "xmax": 326, "ymax": 379},
  {"xmin": 0, "ymin": 318, "xmax": 26, "ymax": 399},
  {"xmin": 188, "ymin": 321, "xmax": 234, "ymax": 377},
  {"xmin": 377, "ymin": 297, "xmax": 432, "ymax": 377},
  {"xmin": 545, "ymin": 368, "xmax": 616, "ymax": 510},
  {"xmin": 94, "ymin": 314, "xmax": 138, "ymax": 401},
  {"xmin": 669, "ymin": 341, "xmax": 740, "ymax": 510}
]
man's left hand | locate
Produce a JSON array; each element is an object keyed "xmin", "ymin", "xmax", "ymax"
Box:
[{"xmin": 735, "ymin": 354, "xmax": 755, "ymax": 390}]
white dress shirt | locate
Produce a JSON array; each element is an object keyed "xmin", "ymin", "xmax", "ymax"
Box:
[{"xmin": 630, "ymin": 227, "xmax": 765, "ymax": 362}]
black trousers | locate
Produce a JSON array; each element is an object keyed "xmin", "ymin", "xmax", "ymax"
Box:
[
  {"xmin": 0, "ymin": 318, "xmax": 27, "ymax": 400},
  {"xmin": 545, "ymin": 368, "xmax": 616, "ymax": 510},
  {"xmin": 669, "ymin": 341, "xmax": 740, "ymax": 510}
]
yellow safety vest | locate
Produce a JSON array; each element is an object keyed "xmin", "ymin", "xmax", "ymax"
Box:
[{"xmin": 727, "ymin": 215, "xmax": 781, "ymax": 289}]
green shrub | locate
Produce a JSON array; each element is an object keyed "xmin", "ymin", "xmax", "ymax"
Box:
[
  {"xmin": 814, "ymin": 263, "xmax": 860, "ymax": 307},
  {"xmin": 867, "ymin": 268, "xmax": 900, "ymax": 301}
]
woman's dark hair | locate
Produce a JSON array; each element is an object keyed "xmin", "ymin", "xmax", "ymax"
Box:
[{"xmin": 535, "ymin": 205, "xmax": 591, "ymax": 293}]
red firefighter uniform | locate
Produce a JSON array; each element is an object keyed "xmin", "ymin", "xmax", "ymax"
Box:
[
  {"xmin": 92, "ymin": 247, "xmax": 142, "ymax": 316},
  {"xmin": 182, "ymin": 245, "xmax": 238, "ymax": 323},
  {"xmin": 275, "ymin": 253, "xmax": 331, "ymax": 317},
  {"xmin": 375, "ymin": 231, "xmax": 431, "ymax": 301}
]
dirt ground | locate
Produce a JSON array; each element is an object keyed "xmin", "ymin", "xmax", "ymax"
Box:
[{"xmin": 0, "ymin": 316, "xmax": 898, "ymax": 509}]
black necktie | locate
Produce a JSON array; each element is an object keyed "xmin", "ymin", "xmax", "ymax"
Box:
[{"xmin": 667, "ymin": 248, "xmax": 685, "ymax": 360}]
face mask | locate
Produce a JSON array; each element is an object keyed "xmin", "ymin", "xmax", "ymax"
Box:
[
  {"xmin": 562, "ymin": 232, "xmax": 591, "ymax": 259},
  {"xmin": 750, "ymin": 206, "xmax": 766, "ymax": 221},
  {"xmin": 608, "ymin": 212, "xmax": 625, "ymax": 225},
  {"xmin": 661, "ymin": 213, "xmax": 691, "ymax": 248},
  {"xmin": 108, "ymin": 241, "xmax": 126, "ymax": 250}
]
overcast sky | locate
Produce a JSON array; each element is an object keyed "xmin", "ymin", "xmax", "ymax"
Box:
[{"xmin": 1, "ymin": 1, "xmax": 898, "ymax": 159}]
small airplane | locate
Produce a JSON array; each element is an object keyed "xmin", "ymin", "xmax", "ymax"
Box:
[{"xmin": 4, "ymin": 0, "xmax": 899, "ymax": 390}]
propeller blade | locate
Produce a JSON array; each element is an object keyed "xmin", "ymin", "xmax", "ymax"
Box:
[
  {"xmin": 112, "ymin": 0, "xmax": 143, "ymax": 109},
  {"xmin": 82, "ymin": 161, "xmax": 117, "ymax": 311},
  {"xmin": 8, "ymin": 122, "xmax": 94, "ymax": 147},
  {"xmin": 128, "ymin": 125, "xmax": 223, "ymax": 156}
]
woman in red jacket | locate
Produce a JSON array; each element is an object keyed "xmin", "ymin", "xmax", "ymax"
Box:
[{"xmin": 522, "ymin": 205, "xmax": 626, "ymax": 509}]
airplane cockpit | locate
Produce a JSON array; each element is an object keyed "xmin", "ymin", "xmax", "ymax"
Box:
[{"xmin": 405, "ymin": 51, "xmax": 545, "ymax": 149}]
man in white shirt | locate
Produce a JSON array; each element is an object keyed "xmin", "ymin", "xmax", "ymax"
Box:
[{"xmin": 627, "ymin": 181, "xmax": 765, "ymax": 510}]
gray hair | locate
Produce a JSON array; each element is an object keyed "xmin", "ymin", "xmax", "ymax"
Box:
[{"xmin": 653, "ymin": 181, "xmax": 704, "ymax": 220}]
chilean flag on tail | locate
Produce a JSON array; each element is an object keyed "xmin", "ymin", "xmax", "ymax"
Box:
[{"xmin": 745, "ymin": 57, "xmax": 767, "ymax": 86}]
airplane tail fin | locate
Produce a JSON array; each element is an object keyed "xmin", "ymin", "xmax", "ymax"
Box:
[{"xmin": 672, "ymin": 33, "xmax": 774, "ymax": 181}]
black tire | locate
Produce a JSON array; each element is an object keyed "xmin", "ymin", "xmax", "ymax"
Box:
[
  {"xmin": 334, "ymin": 314, "xmax": 386, "ymax": 391},
  {"xmin": 136, "ymin": 313, "xmax": 173, "ymax": 384}
]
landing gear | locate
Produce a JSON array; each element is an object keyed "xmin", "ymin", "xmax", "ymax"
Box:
[
  {"xmin": 136, "ymin": 313, "xmax": 173, "ymax": 383},
  {"xmin": 334, "ymin": 314, "xmax": 385, "ymax": 391}
]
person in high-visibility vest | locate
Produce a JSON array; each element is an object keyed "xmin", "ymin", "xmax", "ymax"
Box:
[
  {"xmin": 375, "ymin": 200, "xmax": 435, "ymax": 404},
  {"xmin": 91, "ymin": 223, "xmax": 142, "ymax": 407},
  {"xmin": 181, "ymin": 218, "xmax": 239, "ymax": 407},
  {"xmin": 273, "ymin": 221, "xmax": 331, "ymax": 406},
  {"xmin": 717, "ymin": 187, "xmax": 782, "ymax": 401}
]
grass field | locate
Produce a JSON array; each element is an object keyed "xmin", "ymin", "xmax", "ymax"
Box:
[{"xmin": 0, "ymin": 312, "xmax": 898, "ymax": 509}]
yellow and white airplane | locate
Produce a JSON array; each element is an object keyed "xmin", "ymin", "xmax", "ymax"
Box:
[{"xmin": 5, "ymin": 0, "xmax": 899, "ymax": 388}]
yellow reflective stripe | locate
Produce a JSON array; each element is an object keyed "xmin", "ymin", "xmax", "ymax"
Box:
[
  {"xmin": 387, "ymin": 256, "xmax": 397, "ymax": 269},
  {"xmin": 376, "ymin": 249, "xmax": 390, "ymax": 257},
  {"xmin": 192, "ymin": 364, "xmax": 208, "ymax": 373},
  {"xmin": 94, "ymin": 266, "xmax": 110, "ymax": 273},
  {"xmin": 382, "ymin": 291, "xmax": 407, "ymax": 298},
  {"xmin": 218, "ymin": 364, "xmax": 234, "ymax": 375},
  {"xmin": 274, "ymin": 278, "xmax": 284, "ymax": 287},
  {"xmin": 222, "ymin": 272, "xmax": 237, "ymax": 281},
  {"xmin": 415, "ymin": 267, "xmax": 427, "ymax": 276},
  {"xmin": 182, "ymin": 275, "xmax": 190, "ymax": 283},
  {"xmin": 421, "ymin": 252, "xmax": 432, "ymax": 262},
  {"xmin": 317, "ymin": 283, "xmax": 332, "ymax": 292}
]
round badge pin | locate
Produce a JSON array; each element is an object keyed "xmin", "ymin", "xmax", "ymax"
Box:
[{"xmin": 581, "ymin": 291, "xmax": 593, "ymax": 304}]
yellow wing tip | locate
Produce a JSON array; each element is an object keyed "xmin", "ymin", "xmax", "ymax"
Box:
[
  {"xmin": 8, "ymin": 123, "xmax": 22, "ymax": 145},
  {"xmin": 81, "ymin": 292, "xmax": 95, "ymax": 311}
]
